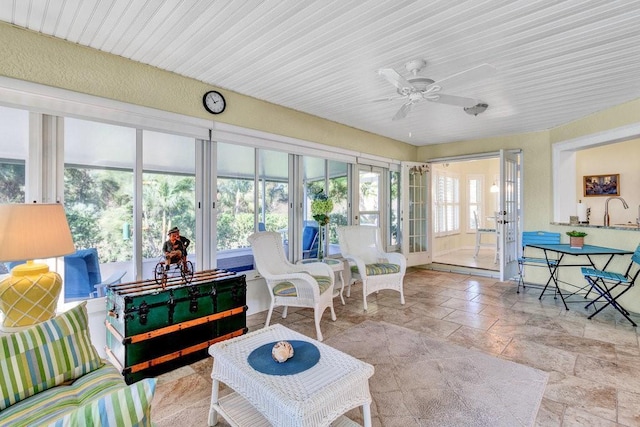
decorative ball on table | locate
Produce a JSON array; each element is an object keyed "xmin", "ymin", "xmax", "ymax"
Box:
[{"xmin": 271, "ymin": 340, "xmax": 294, "ymax": 363}]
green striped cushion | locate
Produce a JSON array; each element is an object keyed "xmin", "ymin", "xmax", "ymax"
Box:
[
  {"xmin": 351, "ymin": 263, "xmax": 401, "ymax": 276},
  {"xmin": 273, "ymin": 275, "xmax": 332, "ymax": 296},
  {"xmin": 47, "ymin": 378, "xmax": 157, "ymax": 427},
  {"xmin": 0, "ymin": 364, "xmax": 127, "ymax": 426},
  {"xmin": 0, "ymin": 302, "xmax": 102, "ymax": 410}
]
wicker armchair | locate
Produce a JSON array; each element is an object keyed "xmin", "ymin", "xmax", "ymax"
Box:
[
  {"xmin": 337, "ymin": 225, "xmax": 406, "ymax": 311},
  {"xmin": 248, "ymin": 232, "xmax": 336, "ymax": 341}
]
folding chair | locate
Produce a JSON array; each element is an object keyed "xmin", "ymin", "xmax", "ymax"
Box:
[
  {"xmin": 581, "ymin": 244, "xmax": 640, "ymax": 326},
  {"xmin": 516, "ymin": 231, "xmax": 561, "ymax": 293}
]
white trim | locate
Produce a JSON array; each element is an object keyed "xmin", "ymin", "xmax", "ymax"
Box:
[
  {"xmin": 552, "ymin": 122, "xmax": 640, "ymax": 222},
  {"xmin": 0, "ymin": 76, "xmax": 211, "ymax": 139},
  {"xmin": 0, "ymin": 76, "xmax": 400, "ymax": 168}
]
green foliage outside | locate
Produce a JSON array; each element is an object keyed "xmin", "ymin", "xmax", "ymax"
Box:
[{"xmin": 0, "ymin": 163, "xmax": 25, "ymax": 203}]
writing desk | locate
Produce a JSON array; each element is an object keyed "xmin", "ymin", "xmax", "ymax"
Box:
[{"xmin": 526, "ymin": 244, "xmax": 633, "ymax": 310}]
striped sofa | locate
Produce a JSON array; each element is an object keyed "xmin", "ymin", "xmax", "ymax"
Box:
[{"xmin": 0, "ymin": 302, "xmax": 156, "ymax": 427}]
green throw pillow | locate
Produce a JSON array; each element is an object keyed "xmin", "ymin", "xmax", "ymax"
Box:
[
  {"xmin": 0, "ymin": 302, "xmax": 103, "ymax": 410},
  {"xmin": 46, "ymin": 378, "xmax": 157, "ymax": 427}
]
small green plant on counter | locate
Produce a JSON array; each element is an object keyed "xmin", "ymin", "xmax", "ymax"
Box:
[{"xmin": 566, "ymin": 230, "xmax": 588, "ymax": 237}]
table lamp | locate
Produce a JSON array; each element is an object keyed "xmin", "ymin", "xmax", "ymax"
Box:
[{"xmin": 0, "ymin": 203, "xmax": 75, "ymax": 329}]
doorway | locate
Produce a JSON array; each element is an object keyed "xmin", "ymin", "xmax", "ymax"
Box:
[{"xmin": 430, "ymin": 158, "xmax": 500, "ymax": 273}]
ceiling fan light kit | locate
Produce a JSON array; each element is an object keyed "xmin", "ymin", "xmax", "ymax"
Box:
[
  {"xmin": 377, "ymin": 59, "xmax": 495, "ymax": 120},
  {"xmin": 464, "ymin": 103, "xmax": 489, "ymax": 116}
]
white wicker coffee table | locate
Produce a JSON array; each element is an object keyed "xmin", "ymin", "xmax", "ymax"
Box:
[{"xmin": 208, "ymin": 324, "xmax": 374, "ymax": 427}]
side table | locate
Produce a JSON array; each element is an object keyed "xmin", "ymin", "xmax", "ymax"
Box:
[
  {"xmin": 297, "ymin": 258, "xmax": 346, "ymax": 305},
  {"xmin": 208, "ymin": 323, "xmax": 374, "ymax": 427}
]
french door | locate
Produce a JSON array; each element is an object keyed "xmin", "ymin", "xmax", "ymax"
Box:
[{"xmin": 401, "ymin": 162, "xmax": 430, "ymax": 266}]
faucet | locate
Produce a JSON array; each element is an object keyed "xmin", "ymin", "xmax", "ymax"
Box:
[{"xmin": 603, "ymin": 196, "xmax": 629, "ymax": 226}]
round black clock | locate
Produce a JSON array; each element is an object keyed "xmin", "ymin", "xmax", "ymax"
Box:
[{"xmin": 203, "ymin": 90, "xmax": 226, "ymax": 114}]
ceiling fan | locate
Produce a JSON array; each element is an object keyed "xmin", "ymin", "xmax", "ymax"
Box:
[{"xmin": 375, "ymin": 59, "xmax": 495, "ymax": 120}]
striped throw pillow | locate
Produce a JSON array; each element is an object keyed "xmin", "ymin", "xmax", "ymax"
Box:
[
  {"xmin": 46, "ymin": 378, "xmax": 157, "ymax": 427},
  {"xmin": 0, "ymin": 302, "xmax": 103, "ymax": 410}
]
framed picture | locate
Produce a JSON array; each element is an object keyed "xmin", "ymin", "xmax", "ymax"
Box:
[{"xmin": 583, "ymin": 174, "xmax": 620, "ymax": 197}]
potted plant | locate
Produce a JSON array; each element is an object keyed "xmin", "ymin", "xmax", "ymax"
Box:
[
  {"xmin": 566, "ymin": 230, "xmax": 587, "ymax": 248},
  {"xmin": 310, "ymin": 190, "xmax": 333, "ymax": 260}
]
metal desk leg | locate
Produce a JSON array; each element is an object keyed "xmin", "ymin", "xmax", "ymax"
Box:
[{"xmin": 539, "ymin": 252, "xmax": 569, "ymax": 310}]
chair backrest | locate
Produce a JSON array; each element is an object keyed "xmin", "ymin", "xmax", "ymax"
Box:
[
  {"xmin": 248, "ymin": 231, "xmax": 292, "ymax": 277},
  {"xmin": 337, "ymin": 225, "xmax": 384, "ymax": 264},
  {"xmin": 632, "ymin": 244, "xmax": 640, "ymax": 266},
  {"xmin": 258, "ymin": 222, "xmax": 266, "ymax": 232},
  {"xmin": 472, "ymin": 211, "xmax": 480, "ymax": 229},
  {"xmin": 522, "ymin": 231, "xmax": 561, "ymax": 248},
  {"xmin": 302, "ymin": 225, "xmax": 319, "ymax": 259},
  {"xmin": 64, "ymin": 248, "xmax": 102, "ymax": 299}
]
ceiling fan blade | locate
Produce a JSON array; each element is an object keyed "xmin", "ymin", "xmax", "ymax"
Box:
[
  {"xmin": 428, "ymin": 93, "xmax": 479, "ymax": 107},
  {"xmin": 378, "ymin": 68, "xmax": 414, "ymax": 91},
  {"xmin": 372, "ymin": 96, "xmax": 405, "ymax": 102},
  {"xmin": 392, "ymin": 102, "xmax": 413, "ymax": 121},
  {"xmin": 428, "ymin": 63, "xmax": 496, "ymax": 90}
]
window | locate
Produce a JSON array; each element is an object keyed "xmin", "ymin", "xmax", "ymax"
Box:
[
  {"xmin": 142, "ymin": 130, "xmax": 196, "ymax": 276},
  {"xmin": 0, "ymin": 106, "xmax": 28, "ymax": 203},
  {"xmin": 433, "ymin": 170, "xmax": 459, "ymax": 235},
  {"xmin": 468, "ymin": 175, "xmax": 483, "ymax": 231},
  {"xmin": 389, "ymin": 170, "xmax": 400, "ymax": 246},
  {"xmin": 64, "ymin": 118, "xmax": 136, "ymax": 300},
  {"xmin": 216, "ymin": 143, "xmax": 255, "ymax": 271}
]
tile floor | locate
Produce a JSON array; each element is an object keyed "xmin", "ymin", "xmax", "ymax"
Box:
[{"xmin": 152, "ymin": 268, "xmax": 640, "ymax": 427}]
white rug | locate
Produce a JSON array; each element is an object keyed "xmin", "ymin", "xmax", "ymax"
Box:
[{"xmin": 325, "ymin": 321, "xmax": 548, "ymax": 427}]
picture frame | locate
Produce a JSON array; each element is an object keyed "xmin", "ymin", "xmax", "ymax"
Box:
[{"xmin": 583, "ymin": 174, "xmax": 620, "ymax": 197}]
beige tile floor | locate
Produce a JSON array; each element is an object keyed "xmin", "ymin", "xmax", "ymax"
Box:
[{"xmin": 152, "ymin": 268, "xmax": 640, "ymax": 427}]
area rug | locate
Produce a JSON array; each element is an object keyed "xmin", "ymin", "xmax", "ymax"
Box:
[{"xmin": 324, "ymin": 321, "xmax": 548, "ymax": 427}]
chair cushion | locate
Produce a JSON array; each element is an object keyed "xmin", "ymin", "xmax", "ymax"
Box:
[
  {"xmin": 0, "ymin": 302, "xmax": 103, "ymax": 410},
  {"xmin": 351, "ymin": 263, "xmax": 401, "ymax": 276},
  {"xmin": 273, "ymin": 275, "xmax": 332, "ymax": 296},
  {"xmin": 46, "ymin": 378, "xmax": 156, "ymax": 427}
]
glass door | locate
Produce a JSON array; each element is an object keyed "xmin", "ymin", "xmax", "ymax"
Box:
[
  {"xmin": 356, "ymin": 166, "xmax": 382, "ymax": 227},
  {"xmin": 498, "ymin": 149, "xmax": 521, "ymax": 281},
  {"xmin": 401, "ymin": 162, "xmax": 430, "ymax": 266}
]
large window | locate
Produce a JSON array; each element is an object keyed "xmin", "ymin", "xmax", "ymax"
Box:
[
  {"xmin": 433, "ymin": 169, "xmax": 459, "ymax": 235},
  {"xmin": 389, "ymin": 170, "xmax": 400, "ymax": 246},
  {"xmin": 64, "ymin": 118, "xmax": 136, "ymax": 301},
  {"xmin": 468, "ymin": 175, "xmax": 483, "ymax": 231},
  {"xmin": 0, "ymin": 106, "xmax": 27, "ymax": 204},
  {"xmin": 142, "ymin": 130, "xmax": 196, "ymax": 278}
]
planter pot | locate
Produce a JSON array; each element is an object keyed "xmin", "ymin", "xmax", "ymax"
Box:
[{"xmin": 569, "ymin": 236, "xmax": 584, "ymax": 249}]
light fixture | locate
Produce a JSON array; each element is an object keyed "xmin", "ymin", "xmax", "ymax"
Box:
[
  {"xmin": 0, "ymin": 203, "xmax": 75, "ymax": 330},
  {"xmin": 409, "ymin": 164, "xmax": 429, "ymax": 175},
  {"xmin": 464, "ymin": 103, "xmax": 489, "ymax": 116},
  {"xmin": 490, "ymin": 182, "xmax": 499, "ymax": 193}
]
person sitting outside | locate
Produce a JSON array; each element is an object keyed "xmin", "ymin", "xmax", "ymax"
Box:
[{"xmin": 163, "ymin": 226, "xmax": 191, "ymax": 271}]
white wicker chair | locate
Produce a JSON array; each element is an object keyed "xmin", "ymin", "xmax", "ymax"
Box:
[
  {"xmin": 248, "ymin": 232, "xmax": 336, "ymax": 341},
  {"xmin": 337, "ymin": 225, "xmax": 406, "ymax": 311}
]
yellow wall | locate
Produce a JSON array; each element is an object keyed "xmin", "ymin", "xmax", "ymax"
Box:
[
  {"xmin": 0, "ymin": 22, "xmax": 416, "ymax": 162},
  {"xmin": 575, "ymin": 139, "xmax": 640, "ymax": 226}
]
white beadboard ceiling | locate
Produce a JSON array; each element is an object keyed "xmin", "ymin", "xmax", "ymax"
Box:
[{"xmin": 2, "ymin": 0, "xmax": 640, "ymax": 146}]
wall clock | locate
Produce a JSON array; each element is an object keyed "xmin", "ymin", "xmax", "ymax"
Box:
[{"xmin": 203, "ymin": 90, "xmax": 226, "ymax": 114}]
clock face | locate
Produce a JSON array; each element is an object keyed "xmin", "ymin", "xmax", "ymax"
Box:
[{"xmin": 203, "ymin": 91, "xmax": 226, "ymax": 114}]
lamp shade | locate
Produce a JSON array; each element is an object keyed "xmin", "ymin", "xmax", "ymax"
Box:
[{"xmin": 0, "ymin": 203, "xmax": 75, "ymax": 262}]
